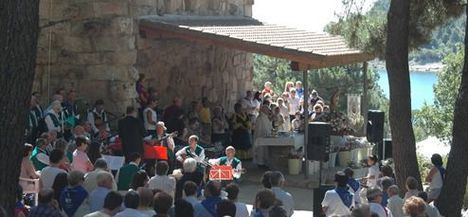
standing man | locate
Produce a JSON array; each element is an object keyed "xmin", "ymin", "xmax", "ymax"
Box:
[
  {"xmin": 118, "ymin": 106, "xmax": 145, "ymax": 160},
  {"xmin": 163, "ymin": 97, "xmax": 185, "ymax": 133}
]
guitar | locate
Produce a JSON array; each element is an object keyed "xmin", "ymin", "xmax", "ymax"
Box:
[{"xmin": 145, "ymin": 131, "xmax": 178, "ymax": 146}]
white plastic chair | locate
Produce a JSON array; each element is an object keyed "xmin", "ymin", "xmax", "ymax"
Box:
[{"xmin": 19, "ymin": 177, "xmax": 40, "ymax": 205}]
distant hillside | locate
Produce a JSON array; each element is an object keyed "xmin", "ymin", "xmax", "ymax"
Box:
[{"xmin": 374, "ymin": 0, "xmax": 465, "ymax": 64}]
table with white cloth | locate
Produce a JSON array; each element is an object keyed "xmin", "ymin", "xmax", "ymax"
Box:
[{"xmin": 254, "ymin": 133, "xmax": 304, "ymax": 169}]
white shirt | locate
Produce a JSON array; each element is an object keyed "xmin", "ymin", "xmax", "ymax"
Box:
[
  {"xmin": 138, "ymin": 209, "xmax": 156, "ymax": 217},
  {"xmin": 143, "ymin": 107, "xmax": 157, "ymax": 131},
  {"xmin": 271, "ymin": 187, "xmax": 294, "ymax": 217},
  {"xmin": 84, "ymin": 169, "xmax": 117, "ymax": 193},
  {"xmin": 208, "ymin": 157, "xmax": 243, "ymax": 179},
  {"xmin": 369, "ymin": 202, "xmax": 392, "ymax": 217},
  {"xmin": 429, "ymin": 168, "xmax": 443, "ymax": 190},
  {"xmin": 321, "ymin": 189, "xmax": 352, "ymax": 217},
  {"xmin": 40, "ymin": 166, "xmax": 67, "ymax": 189},
  {"xmin": 175, "ymin": 146, "xmax": 205, "ymax": 163},
  {"xmin": 35, "ymin": 149, "xmax": 50, "ymax": 166},
  {"xmin": 148, "ymin": 175, "xmax": 176, "ymax": 199},
  {"xmin": 114, "ymin": 208, "xmax": 146, "ymax": 217},
  {"xmin": 425, "ymin": 203, "xmax": 442, "ymax": 217},
  {"xmin": 288, "ymin": 96, "xmax": 300, "ymax": 115},
  {"xmin": 367, "ymin": 164, "xmax": 380, "ymax": 188},
  {"xmin": 387, "ymin": 195, "xmax": 404, "ymax": 217},
  {"xmin": 241, "ymin": 97, "xmax": 257, "ymax": 115},
  {"xmin": 235, "ymin": 202, "xmax": 249, "ymax": 217},
  {"xmin": 87, "ymin": 109, "xmax": 110, "ymax": 133}
]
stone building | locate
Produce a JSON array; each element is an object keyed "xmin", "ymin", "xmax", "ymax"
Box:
[{"xmin": 35, "ymin": 0, "xmax": 255, "ymax": 114}]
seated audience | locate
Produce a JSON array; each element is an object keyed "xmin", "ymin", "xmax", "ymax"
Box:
[
  {"xmin": 252, "ymin": 189, "xmax": 277, "ymax": 217},
  {"xmin": 367, "ymin": 188, "xmax": 391, "ymax": 217},
  {"xmin": 225, "ymin": 183, "xmax": 249, "ymax": 217},
  {"xmin": 54, "ymin": 139, "xmax": 72, "ymax": 170},
  {"xmin": 15, "ymin": 185, "xmax": 28, "ymax": 217},
  {"xmin": 380, "ymin": 177, "xmax": 394, "ymax": 207},
  {"xmin": 344, "ymin": 167, "xmax": 361, "ymax": 206},
  {"xmin": 72, "ymin": 136, "xmax": 94, "ymax": 173},
  {"xmin": 40, "ymin": 149, "xmax": 67, "ymax": 189},
  {"xmin": 89, "ymin": 172, "xmax": 114, "ymax": 212},
  {"xmin": 417, "ymin": 192, "xmax": 442, "ymax": 217},
  {"xmin": 403, "ymin": 196, "xmax": 426, "ymax": 217},
  {"xmin": 84, "ymin": 191, "xmax": 123, "ymax": 217},
  {"xmin": 269, "ymin": 205, "xmax": 288, "ymax": 217},
  {"xmin": 84, "ymin": 159, "xmax": 117, "ymax": 193},
  {"xmin": 425, "ymin": 153, "xmax": 445, "ymax": 202},
  {"xmin": 60, "ymin": 170, "xmax": 90, "ymax": 217},
  {"xmin": 217, "ymin": 199, "xmax": 236, "ymax": 217},
  {"xmin": 153, "ymin": 192, "xmax": 173, "ymax": 217},
  {"xmin": 351, "ymin": 204, "xmax": 371, "ymax": 217},
  {"xmin": 270, "ymin": 171, "xmax": 294, "ymax": 217},
  {"xmin": 52, "ymin": 172, "xmax": 68, "ymax": 206},
  {"xmin": 322, "ymin": 172, "xmax": 354, "ymax": 217},
  {"xmin": 378, "ymin": 165, "xmax": 395, "ymax": 187},
  {"xmin": 137, "ymin": 187, "xmax": 156, "ymax": 217},
  {"xmin": 175, "ymin": 158, "xmax": 204, "ymax": 200},
  {"xmin": 183, "ymin": 181, "xmax": 199, "ymax": 207},
  {"xmin": 194, "ymin": 181, "xmax": 223, "ymax": 217},
  {"xmin": 29, "ymin": 189, "xmax": 62, "ymax": 217},
  {"xmin": 387, "ymin": 185, "xmax": 404, "ymax": 217},
  {"xmin": 148, "ymin": 161, "xmax": 176, "ymax": 198},
  {"xmin": 115, "ymin": 191, "xmax": 145, "ymax": 217},
  {"xmin": 117, "ymin": 153, "xmax": 142, "ymax": 191},
  {"xmin": 174, "ymin": 199, "xmax": 194, "ymax": 217},
  {"xmin": 130, "ymin": 170, "xmax": 149, "ymax": 190},
  {"xmin": 20, "ymin": 143, "xmax": 40, "ymax": 192},
  {"xmin": 30, "ymin": 138, "xmax": 50, "ymax": 170},
  {"xmin": 404, "ymin": 177, "xmax": 420, "ymax": 200},
  {"xmin": 291, "ymin": 112, "xmax": 304, "ymax": 132},
  {"xmin": 261, "ymin": 171, "xmax": 273, "ymax": 189}
]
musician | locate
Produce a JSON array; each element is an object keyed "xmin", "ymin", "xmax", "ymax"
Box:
[
  {"xmin": 209, "ymin": 146, "xmax": 243, "ymax": 179},
  {"xmin": 44, "ymin": 100, "xmax": 63, "ymax": 135},
  {"xmin": 175, "ymin": 135, "xmax": 205, "ymax": 170},
  {"xmin": 88, "ymin": 99, "xmax": 110, "ymax": 134},
  {"xmin": 149, "ymin": 122, "xmax": 176, "ymax": 173}
]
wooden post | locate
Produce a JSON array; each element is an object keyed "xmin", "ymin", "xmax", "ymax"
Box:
[
  {"xmin": 362, "ymin": 62, "xmax": 368, "ymax": 136},
  {"xmin": 303, "ymin": 69, "xmax": 309, "ymax": 179}
]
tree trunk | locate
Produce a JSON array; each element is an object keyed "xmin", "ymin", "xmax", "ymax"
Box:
[
  {"xmin": 436, "ymin": 6, "xmax": 468, "ymax": 217},
  {"xmin": 385, "ymin": 0, "xmax": 422, "ymax": 192},
  {"xmin": 0, "ymin": 0, "xmax": 40, "ymax": 215}
]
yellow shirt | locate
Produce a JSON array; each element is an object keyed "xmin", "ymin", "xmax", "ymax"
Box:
[{"xmin": 199, "ymin": 107, "xmax": 211, "ymax": 124}]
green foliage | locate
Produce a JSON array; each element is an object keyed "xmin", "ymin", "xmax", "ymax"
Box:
[
  {"xmin": 326, "ymin": 0, "xmax": 464, "ymax": 61},
  {"xmin": 253, "ymin": 55, "xmax": 388, "ymax": 112},
  {"xmin": 414, "ymin": 47, "xmax": 463, "ymax": 141}
]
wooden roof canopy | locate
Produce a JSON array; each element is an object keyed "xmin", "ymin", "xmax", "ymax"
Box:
[{"xmin": 139, "ymin": 15, "xmax": 374, "ymax": 69}]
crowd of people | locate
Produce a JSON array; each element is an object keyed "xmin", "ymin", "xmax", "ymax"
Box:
[
  {"xmin": 18, "ymin": 76, "xmax": 320, "ymax": 217},
  {"xmin": 322, "ymin": 154, "xmax": 446, "ymax": 217}
]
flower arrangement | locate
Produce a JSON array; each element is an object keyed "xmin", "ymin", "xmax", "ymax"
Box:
[{"xmin": 318, "ymin": 111, "xmax": 354, "ymax": 136}]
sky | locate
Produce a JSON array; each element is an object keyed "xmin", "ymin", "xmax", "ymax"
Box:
[
  {"xmin": 252, "ymin": 0, "xmax": 375, "ymax": 33},
  {"xmin": 252, "ymin": 0, "xmax": 343, "ymax": 33}
]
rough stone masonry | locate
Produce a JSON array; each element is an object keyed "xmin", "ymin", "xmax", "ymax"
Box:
[{"xmin": 34, "ymin": 0, "xmax": 255, "ymax": 115}]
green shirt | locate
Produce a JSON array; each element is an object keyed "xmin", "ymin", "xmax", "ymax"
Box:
[
  {"xmin": 30, "ymin": 146, "xmax": 48, "ymax": 171},
  {"xmin": 117, "ymin": 163, "xmax": 139, "ymax": 190}
]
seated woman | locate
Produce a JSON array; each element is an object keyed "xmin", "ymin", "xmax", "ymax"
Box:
[{"xmin": 20, "ymin": 143, "xmax": 40, "ymax": 192}]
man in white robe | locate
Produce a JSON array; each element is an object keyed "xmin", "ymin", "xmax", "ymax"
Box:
[{"xmin": 253, "ymin": 105, "xmax": 272, "ymax": 167}]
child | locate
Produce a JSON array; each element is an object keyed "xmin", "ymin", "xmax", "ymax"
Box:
[
  {"xmin": 363, "ymin": 155, "xmax": 380, "ymax": 188},
  {"xmin": 209, "ymin": 146, "xmax": 243, "ymax": 179},
  {"xmin": 72, "ymin": 136, "xmax": 94, "ymax": 173},
  {"xmin": 425, "ymin": 153, "xmax": 445, "ymax": 202}
]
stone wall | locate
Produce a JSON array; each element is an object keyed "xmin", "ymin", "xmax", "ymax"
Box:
[{"xmin": 34, "ymin": 0, "xmax": 254, "ymax": 113}]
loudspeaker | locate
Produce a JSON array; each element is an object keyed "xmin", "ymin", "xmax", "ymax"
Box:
[
  {"xmin": 378, "ymin": 139, "xmax": 393, "ymax": 160},
  {"xmin": 307, "ymin": 122, "xmax": 331, "ymax": 161},
  {"xmin": 313, "ymin": 185, "xmax": 335, "ymax": 217},
  {"xmin": 367, "ymin": 110, "xmax": 384, "ymax": 144}
]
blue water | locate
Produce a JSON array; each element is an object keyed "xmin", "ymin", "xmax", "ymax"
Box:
[{"xmin": 377, "ymin": 69, "xmax": 437, "ymax": 109}]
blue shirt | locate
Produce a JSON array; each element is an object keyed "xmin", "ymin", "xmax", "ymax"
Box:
[
  {"xmin": 29, "ymin": 203, "xmax": 62, "ymax": 217},
  {"xmin": 89, "ymin": 187, "xmax": 111, "ymax": 212}
]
